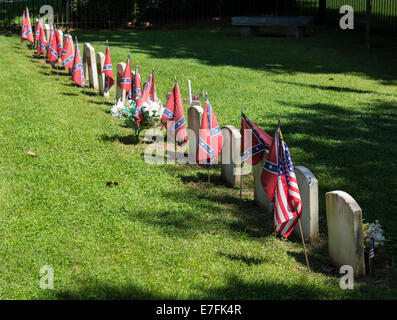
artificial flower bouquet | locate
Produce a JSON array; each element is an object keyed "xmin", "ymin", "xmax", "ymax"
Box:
[{"xmin": 111, "ymin": 98, "xmax": 164, "ymax": 138}]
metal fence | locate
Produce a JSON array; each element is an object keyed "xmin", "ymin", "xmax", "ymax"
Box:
[
  {"xmin": 1, "ymin": 0, "xmax": 397, "ymax": 34},
  {"xmin": 325, "ymin": 0, "xmax": 397, "ymax": 34}
]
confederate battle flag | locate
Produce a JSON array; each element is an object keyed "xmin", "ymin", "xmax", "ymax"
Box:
[
  {"xmin": 161, "ymin": 79, "xmax": 187, "ymax": 144},
  {"xmin": 36, "ymin": 22, "xmax": 47, "ymax": 57},
  {"xmin": 196, "ymin": 96, "xmax": 223, "ymax": 168},
  {"xmin": 71, "ymin": 39, "xmax": 85, "ymax": 88},
  {"xmin": 133, "ymin": 63, "xmax": 142, "ymax": 102},
  {"xmin": 133, "ymin": 70, "xmax": 155, "ymax": 128},
  {"xmin": 48, "ymin": 28, "xmax": 61, "ymax": 65},
  {"xmin": 21, "ymin": 9, "xmax": 33, "ymax": 43},
  {"xmin": 103, "ymin": 42, "xmax": 114, "ymax": 92},
  {"xmin": 120, "ymin": 54, "xmax": 132, "ymax": 99},
  {"xmin": 241, "ymin": 112, "xmax": 273, "ymax": 165},
  {"xmin": 61, "ymin": 33, "xmax": 74, "ymax": 69}
]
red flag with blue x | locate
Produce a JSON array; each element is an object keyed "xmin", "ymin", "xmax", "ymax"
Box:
[
  {"xmin": 197, "ymin": 96, "xmax": 223, "ymax": 168},
  {"xmin": 21, "ymin": 9, "xmax": 33, "ymax": 43},
  {"xmin": 161, "ymin": 79, "xmax": 187, "ymax": 144},
  {"xmin": 49, "ymin": 28, "xmax": 61, "ymax": 65},
  {"xmin": 71, "ymin": 39, "xmax": 85, "ymax": 88},
  {"xmin": 241, "ymin": 112, "xmax": 273, "ymax": 165},
  {"xmin": 36, "ymin": 23, "xmax": 47, "ymax": 57},
  {"xmin": 133, "ymin": 63, "xmax": 142, "ymax": 102},
  {"xmin": 61, "ymin": 33, "xmax": 74, "ymax": 69},
  {"xmin": 103, "ymin": 42, "xmax": 114, "ymax": 91},
  {"xmin": 134, "ymin": 70, "xmax": 155, "ymax": 128},
  {"xmin": 35, "ymin": 19, "xmax": 41, "ymax": 42},
  {"xmin": 120, "ymin": 54, "xmax": 132, "ymax": 99}
]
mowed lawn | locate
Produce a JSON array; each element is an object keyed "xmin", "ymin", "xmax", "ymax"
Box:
[{"xmin": 0, "ymin": 27, "xmax": 396, "ymax": 299}]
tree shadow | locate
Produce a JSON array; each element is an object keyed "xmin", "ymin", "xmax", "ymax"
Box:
[
  {"xmin": 73, "ymin": 27, "xmax": 397, "ymax": 83},
  {"xmin": 99, "ymin": 133, "xmax": 139, "ymax": 145},
  {"xmin": 47, "ymin": 274, "xmax": 346, "ymax": 300},
  {"xmin": 61, "ymin": 92, "xmax": 79, "ymax": 97},
  {"xmin": 255, "ymin": 100, "xmax": 397, "ymax": 257},
  {"xmin": 275, "ymin": 80, "xmax": 394, "ymax": 96},
  {"xmin": 122, "ymin": 183, "xmax": 270, "ymax": 239},
  {"xmin": 219, "ymin": 252, "xmax": 270, "ymax": 266}
]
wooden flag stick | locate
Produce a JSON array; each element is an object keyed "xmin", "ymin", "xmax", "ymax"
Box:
[
  {"xmin": 208, "ymin": 169, "xmax": 210, "ymax": 184},
  {"xmin": 174, "ymin": 139, "xmax": 177, "ymax": 164},
  {"xmin": 298, "ymin": 218, "xmax": 311, "ymax": 272},
  {"xmin": 239, "ymin": 108, "xmax": 244, "ymax": 203},
  {"xmin": 239, "ymin": 167, "xmax": 243, "ymax": 203}
]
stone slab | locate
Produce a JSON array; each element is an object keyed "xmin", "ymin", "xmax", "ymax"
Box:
[
  {"xmin": 221, "ymin": 125, "xmax": 241, "ymax": 187},
  {"xmin": 83, "ymin": 43, "xmax": 99, "ymax": 89},
  {"xmin": 293, "ymin": 166, "xmax": 319, "ymax": 242},
  {"xmin": 326, "ymin": 190, "xmax": 365, "ymax": 278}
]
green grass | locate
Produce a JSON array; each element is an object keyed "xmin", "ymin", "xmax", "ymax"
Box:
[{"xmin": 0, "ymin": 26, "xmax": 397, "ymax": 299}]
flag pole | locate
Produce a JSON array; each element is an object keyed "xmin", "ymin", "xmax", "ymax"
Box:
[
  {"xmin": 174, "ymin": 75, "xmax": 178, "ymax": 165},
  {"xmin": 206, "ymin": 90, "xmax": 210, "ymax": 185},
  {"xmin": 279, "ymin": 119, "xmax": 310, "ymax": 272},
  {"xmin": 103, "ymin": 40, "xmax": 108, "ymax": 106},
  {"xmin": 239, "ymin": 108, "xmax": 244, "ymax": 203},
  {"xmin": 298, "ymin": 218, "xmax": 311, "ymax": 272}
]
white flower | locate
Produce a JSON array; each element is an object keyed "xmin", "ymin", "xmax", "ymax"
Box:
[
  {"xmin": 142, "ymin": 100, "xmax": 164, "ymax": 118},
  {"xmin": 363, "ymin": 220, "xmax": 385, "ymax": 248},
  {"xmin": 111, "ymin": 99, "xmax": 125, "ymax": 118}
]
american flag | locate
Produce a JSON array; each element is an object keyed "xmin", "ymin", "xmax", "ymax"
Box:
[
  {"xmin": 272, "ymin": 127, "xmax": 302, "ymax": 238},
  {"xmin": 369, "ymin": 238, "xmax": 375, "ymax": 260}
]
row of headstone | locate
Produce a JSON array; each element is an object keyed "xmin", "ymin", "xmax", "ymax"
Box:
[
  {"xmin": 71, "ymin": 43, "xmax": 364, "ymax": 277},
  {"xmin": 185, "ymin": 110, "xmax": 320, "ymax": 243}
]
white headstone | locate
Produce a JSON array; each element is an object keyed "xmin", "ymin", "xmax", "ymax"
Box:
[
  {"xmin": 63, "ymin": 33, "xmax": 71, "ymax": 47},
  {"xmin": 221, "ymin": 125, "xmax": 241, "ymax": 186},
  {"xmin": 326, "ymin": 190, "xmax": 365, "ymax": 278},
  {"xmin": 43, "ymin": 24, "xmax": 50, "ymax": 45},
  {"xmin": 116, "ymin": 62, "xmax": 126, "ymax": 103},
  {"xmin": 96, "ymin": 52, "xmax": 106, "ymax": 97},
  {"xmin": 83, "ymin": 43, "xmax": 99, "ymax": 89},
  {"xmin": 253, "ymin": 153, "xmax": 273, "ymax": 212},
  {"xmin": 293, "ymin": 166, "xmax": 319, "ymax": 242},
  {"xmin": 188, "ymin": 105, "xmax": 203, "ymax": 162}
]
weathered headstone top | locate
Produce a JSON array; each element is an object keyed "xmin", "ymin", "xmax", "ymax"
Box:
[{"xmin": 326, "ymin": 190, "xmax": 365, "ymax": 278}]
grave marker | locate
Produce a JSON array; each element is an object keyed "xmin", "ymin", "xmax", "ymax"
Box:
[
  {"xmin": 83, "ymin": 43, "xmax": 99, "ymax": 89},
  {"xmin": 116, "ymin": 62, "xmax": 126, "ymax": 103},
  {"xmin": 253, "ymin": 153, "xmax": 273, "ymax": 213},
  {"xmin": 96, "ymin": 52, "xmax": 106, "ymax": 97},
  {"xmin": 43, "ymin": 24, "xmax": 50, "ymax": 45},
  {"xmin": 188, "ymin": 105, "xmax": 203, "ymax": 162},
  {"xmin": 293, "ymin": 166, "xmax": 319, "ymax": 242},
  {"xmin": 326, "ymin": 190, "xmax": 365, "ymax": 278},
  {"xmin": 221, "ymin": 125, "xmax": 241, "ymax": 186}
]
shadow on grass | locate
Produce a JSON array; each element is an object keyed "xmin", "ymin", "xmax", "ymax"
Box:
[
  {"xmin": 123, "ymin": 181, "xmax": 271, "ymax": 240},
  {"xmin": 219, "ymin": 252, "xmax": 270, "ymax": 266},
  {"xmin": 48, "ymin": 274, "xmax": 343, "ymax": 300},
  {"xmin": 255, "ymin": 100, "xmax": 397, "ymax": 259},
  {"xmin": 275, "ymin": 80, "xmax": 395, "ymax": 96},
  {"xmin": 99, "ymin": 133, "xmax": 139, "ymax": 145},
  {"xmin": 73, "ymin": 27, "xmax": 397, "ymax": 84}
]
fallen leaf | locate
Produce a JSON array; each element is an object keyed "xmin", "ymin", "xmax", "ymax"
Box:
[
  {"xmin": 27, "ymin": 151, "xmax": 38, "ymax": 157},
  {"xmin": 209, "ymin": 229, "xmax": 217, "ymax": 235}
]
